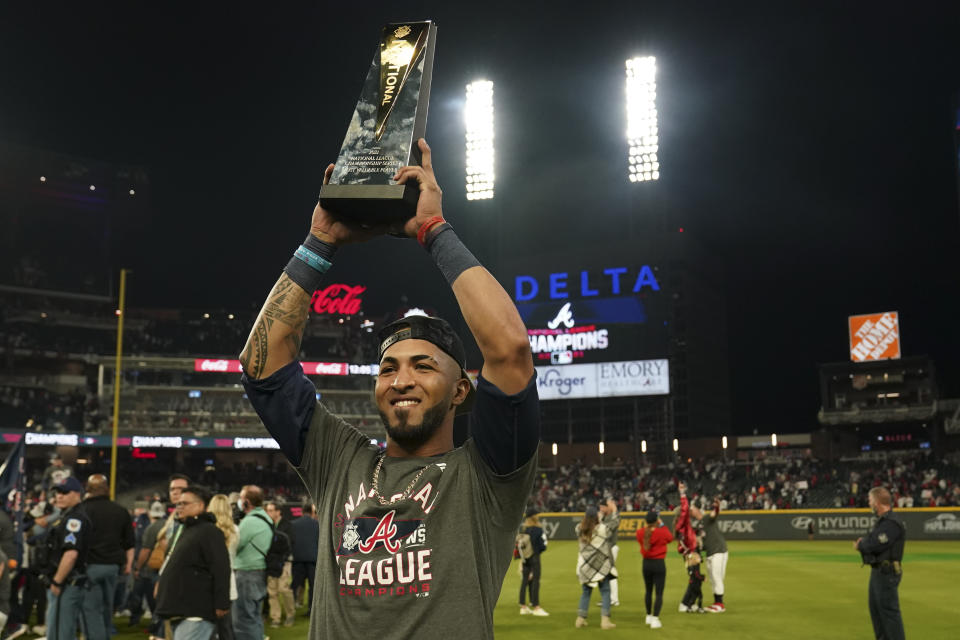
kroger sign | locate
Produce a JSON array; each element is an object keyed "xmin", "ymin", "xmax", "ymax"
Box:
[
  {"xmin": 535, "ymin": 359, "xmax": 669, "ymax": 400},
  {"xmin": 515, "ymin": 266, "xmax": 660, "ymax": 301}
]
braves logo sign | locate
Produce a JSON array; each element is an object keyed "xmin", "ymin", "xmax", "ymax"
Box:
[{"xmin": 338, "ymin": 511, "xmax": 422, "ymax": 556}]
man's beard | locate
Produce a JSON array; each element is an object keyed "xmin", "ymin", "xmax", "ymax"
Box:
[{"xmin": 380, "ymin": 398, "xmax": 449, "ymax": 449}]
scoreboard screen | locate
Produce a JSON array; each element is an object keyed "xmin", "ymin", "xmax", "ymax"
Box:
[{"xmin": 511, "ymin": 264, "xmax": 669, "ymax": 365}]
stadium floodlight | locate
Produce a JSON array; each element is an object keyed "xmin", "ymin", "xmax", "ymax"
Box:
[
  {"xmin": 771, "ymin": 433, "xmax": 778, "ymax": 447},
  {"xmin": 625, "ymin": 56, "xmax": 659, "ymax": 183},
  {"xmin": 464, "ymin": 79, "xmax": 495, "ymax": 200},
  {"xmin": 641, "ymin": 439, "xmax": 647, "ymax": 454},
  {"xmin": 672, "ymin": 438, "xmax": 679, "ymax": 452},
  {"xmin": 598, "ymin": 441, "xmax": 605, "ymax": 455},
  {"xmin": 722, "ymin": 436, "xmax": 728, "ymax": 450}
]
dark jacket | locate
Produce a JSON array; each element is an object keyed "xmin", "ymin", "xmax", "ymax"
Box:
[
  {"xmin": 857, "ymin": 510, "xmax": 906, "ymax": 566},
  {"xmin": 290, "ymin": 516, "xmax": 319, "ymax": 563},
  {"xmin": 83, "ymin": 495, "xmax": 135, "ymax": 566},
  {"xmin": 155, "ymin": 513, "xmax": 231, "ymax": 623},
  {"xmin": 0, "ymin": 510, "xmax": 15, "ymax": 560}
]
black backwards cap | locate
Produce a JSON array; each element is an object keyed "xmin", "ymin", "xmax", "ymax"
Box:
[{"xmin": 376, "ymin": 315, "xmax": 476, "ymax": 415}]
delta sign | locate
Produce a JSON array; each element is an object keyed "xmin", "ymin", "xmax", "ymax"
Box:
[{"xmin": 512, "ymin": 265, "xmax": 667, "ymax": 364}]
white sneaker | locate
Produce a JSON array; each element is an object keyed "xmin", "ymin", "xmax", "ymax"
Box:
[
  {"xmin": 645, "ymin": 614, "xmax": 653, "ymax": 625},
  {"xmin": 678, "ymin": 603, "xmax": 689, "ymax": 612},
  {"xmin": 520, "ymin": 605, "xmax": 532, "ymax": 615},
  {"xmin": 650, "ymin": 616, "xmax": 663, "ymax": 629},
  {"xmin": 531, "ymin": 607, "xmax": 550, "ymax": 617}
]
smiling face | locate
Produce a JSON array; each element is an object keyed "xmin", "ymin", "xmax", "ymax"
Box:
[{"xmin": 375, "ymin": 338, "xmax": 468, "ymax": 451}]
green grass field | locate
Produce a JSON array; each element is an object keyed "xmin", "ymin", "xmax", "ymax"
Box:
[{"xmin": 57, "ymin": 540, "xmax": 959, "ymax": 639}]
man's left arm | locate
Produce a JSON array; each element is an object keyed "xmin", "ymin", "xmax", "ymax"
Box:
[
  {"xmin": 856, "ymin": 518, "xmax": 900, "ymax": 554},
  {"xmin": 395, "ymin": 139, "xmax": 539, "ymax": 474}
]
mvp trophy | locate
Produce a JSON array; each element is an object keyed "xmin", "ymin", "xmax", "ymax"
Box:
[{"xmin": 319, "ymin": 21, "xmax": 438, "ymax": 223}]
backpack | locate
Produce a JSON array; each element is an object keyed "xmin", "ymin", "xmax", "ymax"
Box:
[
  {"xmin": 252, "ymin": 514, "xmax": 291, "ymax": 578},
  {"xmin": 515, "ymin": 530, "xmax": 534, "ymax": 560}
]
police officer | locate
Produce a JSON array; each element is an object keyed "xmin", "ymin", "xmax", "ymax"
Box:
[
  {"xmin": 45, "ymin": 476, "xmax": 92, "ymax": 640},
  {"xmin": 855, "ymin": 486, "xmax": 906, "ymax": 640}
]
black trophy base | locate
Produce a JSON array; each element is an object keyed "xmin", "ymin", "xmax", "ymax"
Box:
[{"xmin": 319, "ymin": 183, "xmax": 419, "ymax": 224}]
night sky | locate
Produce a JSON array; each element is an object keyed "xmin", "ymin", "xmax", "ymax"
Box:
[{"xmin": 2, "ymin": 3, "xmax": 959, "ymax": 434}]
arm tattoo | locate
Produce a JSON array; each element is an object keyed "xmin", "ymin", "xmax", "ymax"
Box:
[{"xmin": 240, "ymin": 273, "xmax": 312, "ymax": 379}]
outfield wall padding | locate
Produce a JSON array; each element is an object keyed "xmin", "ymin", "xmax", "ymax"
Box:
[{"xmin": 536, "ymin": 508, "xmax": 960, "ymax": 541}]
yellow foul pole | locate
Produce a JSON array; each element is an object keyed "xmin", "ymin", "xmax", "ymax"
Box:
[{"xmin": 109, "ymin": 269, "xmax": 128, "ymax": 501}]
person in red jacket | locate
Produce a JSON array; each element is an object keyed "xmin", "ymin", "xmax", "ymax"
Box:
[
  {"xmin": 674, "ymin": 482, "xmax": 697, "ymax": 556},
  {"xmin": 637, "ymin": 509, "xmax": 674, "ymax": 629}
]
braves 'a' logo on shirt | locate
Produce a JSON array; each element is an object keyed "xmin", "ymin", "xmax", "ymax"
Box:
[{"xmin": 338, "ymin": 510, "xmax": 423, "ymax": 557}]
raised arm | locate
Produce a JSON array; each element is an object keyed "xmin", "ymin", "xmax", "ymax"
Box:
[
  {"xmin": 394, "ymin": 139, "xmax": 534, "ymax": 394},
  {"xmin": 239, "ymin": 164, "xmax": 381, "ymax": 380},
  {"xmin": 238, "ymin": 273, "xmax": 312, "ymax": 380}
]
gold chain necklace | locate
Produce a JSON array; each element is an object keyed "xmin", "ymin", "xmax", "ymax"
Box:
[{"xmin": 370, "ymin": 454, "xmax": 431, "ymax": 506}]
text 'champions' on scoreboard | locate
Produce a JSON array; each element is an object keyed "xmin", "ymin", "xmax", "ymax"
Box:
[{"xmin": 511, "ymin": 265, "xmax": 667, "ymax": 365}]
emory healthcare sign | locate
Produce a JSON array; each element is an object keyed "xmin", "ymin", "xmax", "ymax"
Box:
[
  {"xmin": 535, "ymin": 359, "xmax": 669, "ymax": 400},
  {"xmin": 849, "ymin": 312, "xmax": 900, "ymax": 362}
]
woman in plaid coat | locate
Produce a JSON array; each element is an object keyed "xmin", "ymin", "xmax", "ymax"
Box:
[{"xmin": 574, "ymin": 500, "xmax": 619, "ymax": 630}]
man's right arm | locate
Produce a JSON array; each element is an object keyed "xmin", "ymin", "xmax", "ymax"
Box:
[
  {"xmin": 239, "ymin": 164, "xmax": 382, "ymax": 382},
  {"xmin": 239, "ymin": 165, "xmax": 384, "ymax": 466},
  {"xmin": 239, "ymin": 274, "xmax": 312, "ymax": 382}
]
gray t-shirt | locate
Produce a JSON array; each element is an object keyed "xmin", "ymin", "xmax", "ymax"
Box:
[
  {"xmin": 298, "ymin": 377, "xmax": 537, "ymax": 639},
  {"xmin": 139, "ymin": 519, "xmax": 164, "ymax": 578},
  {"xmin": 701, "ymin": 511, "xmax": 728, "ymax": 556}
]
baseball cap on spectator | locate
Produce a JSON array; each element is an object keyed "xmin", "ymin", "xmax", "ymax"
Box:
[{"xmin": 52, "ymin": 476, "xmax": 83, "ymax": 494}]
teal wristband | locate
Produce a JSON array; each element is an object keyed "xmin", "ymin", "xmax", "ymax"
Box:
[{"xmin": 294, "ymin": 245, "xmax": 333, "ymax": 274}]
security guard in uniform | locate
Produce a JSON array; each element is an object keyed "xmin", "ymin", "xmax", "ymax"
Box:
[
  {"xmin": 45, "ymin": 476, "xmax": 92, "ymax": 640},
  {"xmin": 855, "ymin": 486, "xmax": 906, "ymax": 640}
]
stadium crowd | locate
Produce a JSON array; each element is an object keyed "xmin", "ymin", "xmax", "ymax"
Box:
[
  {"xmin": 531, "ymin": 452, "xmax": 960, "ymax": 512},
  {"xmin": 0, "ymin": 386, "xmax": 104, "ymax": 434}
]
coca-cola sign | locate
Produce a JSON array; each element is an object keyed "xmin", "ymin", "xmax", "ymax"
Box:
[
  {"xmin": 193, "ymin": 359, "xmax": 378, "ymax": 376},
  {"xmin": 196, "ymin": 359, "xmax": 241, "ymax": 373},
  {"xmin": 311, "ymin": 284, "xmax": 365, "ymax": 315},
  {"xmin": 307, "ymin": 362, "xmax": 348, "ymax": 376}
]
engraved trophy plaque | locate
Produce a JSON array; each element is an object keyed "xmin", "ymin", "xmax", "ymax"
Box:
[{"xmin": 319, "ymin": 21, "xmax": 438, "ymax": 223}]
